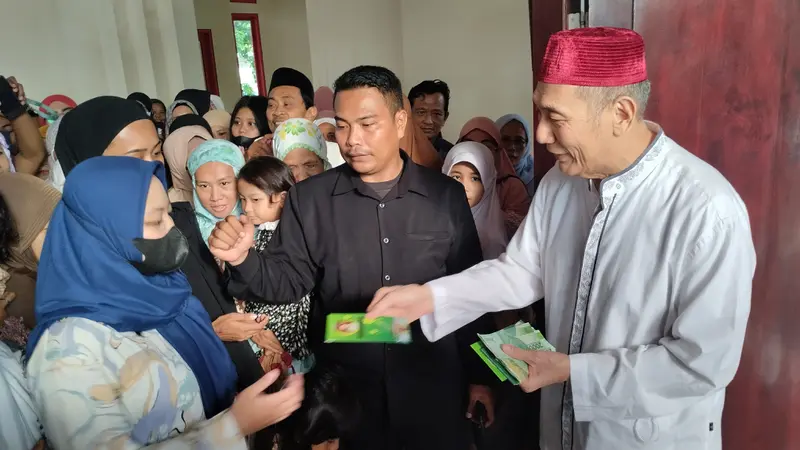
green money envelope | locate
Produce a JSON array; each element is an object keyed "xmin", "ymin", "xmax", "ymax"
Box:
[
  {"xmin": 472, "ymin": 321, "xmax": 555, "ymax": 384},
  {"xmin": 325, "ymin": 313, "xmax": 413, "ymax": 344}
]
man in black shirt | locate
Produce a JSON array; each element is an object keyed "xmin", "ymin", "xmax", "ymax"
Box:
[
  {"xmin": 209, "ymin": 66, "xmax": 494, "ymax": 450},
  {"xmin": 408, "ymin": 79, "xmax": 454, "ymax": 160}
]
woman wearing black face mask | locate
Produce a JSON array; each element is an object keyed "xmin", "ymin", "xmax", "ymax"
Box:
[
  {"xmin": 26, "ymin": 156, "xmax": 303, "ymax": 449},
  {"xmin": 230, "ymin": 96, "xmax": 269, "ymax": 153}
]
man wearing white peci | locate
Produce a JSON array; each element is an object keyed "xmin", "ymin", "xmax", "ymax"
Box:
[{"xmin": 367, "ymin": 27, "xmax": 756, "ymax": 450}]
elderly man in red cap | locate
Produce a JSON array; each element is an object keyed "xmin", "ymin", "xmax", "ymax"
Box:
[{"xmin": 367, "ymin": 27, "xmax": 756, "ymax": 449}]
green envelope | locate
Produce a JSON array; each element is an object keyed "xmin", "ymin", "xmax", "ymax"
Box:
[{"xmin": 324, "ymin": 313, "xmax": 412, "ymax": 344}]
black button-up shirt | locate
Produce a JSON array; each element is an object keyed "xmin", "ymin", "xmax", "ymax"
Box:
[{"xmin": 227, "ymin": 152, "xmax": 493, "ymax": 388}]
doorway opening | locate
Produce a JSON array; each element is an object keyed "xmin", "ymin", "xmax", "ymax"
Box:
[{"xmin": 231, "ymin": 13, "xmax": 266, "ymax": 96}]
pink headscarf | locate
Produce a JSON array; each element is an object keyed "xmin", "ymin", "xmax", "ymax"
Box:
[
  {"xmin": 457, "ymin": 117, "xmax": 516, "ymax": 179},
  {"xmin": 39, "ymin": 94, "xmax": 78, "ymax": 127},
  {"xmin": 314, "ymin": 87, "xmax": 334, "ymax": 112}
]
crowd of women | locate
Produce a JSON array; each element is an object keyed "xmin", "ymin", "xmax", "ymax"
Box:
[{"xmin": 0, "ymin": 66, "xmax": 541, "ymax": 449}]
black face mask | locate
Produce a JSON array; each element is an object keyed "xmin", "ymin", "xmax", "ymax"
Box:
[
  {"xmin": 131, "ymin": 226, "xmax": 189, "ymax": 275},
  {"xmin": 231, "ymin": 135, "xmax": 258, "ymax": 149}
]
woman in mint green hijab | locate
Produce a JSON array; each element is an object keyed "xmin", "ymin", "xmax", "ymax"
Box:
[
  {"xmin": 273, "ymin": 118, "xmax": 331, "ymax": 182},
  {"xmin": 187, "ymin": 139, "xmax": 246, "ymax": 244}
]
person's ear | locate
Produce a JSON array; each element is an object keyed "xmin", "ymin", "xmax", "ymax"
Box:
[
  {"xmin": 306, "ymin": 106, "xmax": 318, "ymax": 122},
  {"xmin": 611, "ymin": 96, "xmax": 637, "ymax": 136},
  {"xmin": 276, "ymin": 191, "xmax": 287, "ymax": 208},
  {"xmin": 444, "ymin": 111, "xmax": 450, "ymax": 122},
  {"xmin": 395, "ymin": 108, "xmax": 408, "ymax": 141}
]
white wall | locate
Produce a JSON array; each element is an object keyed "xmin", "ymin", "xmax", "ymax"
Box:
[
  {"xmin": 303, "ymin": 0, "xmax": 533, "ymax": 142},
  {"xmin": 0, "ymin": 0, "xmax": 203, "ymax": 104},
  {"xmin": 400, "ymin": 0, "xmax": 534, "ymax": 141},
  {"xmin": 305, "ymin": 0, "xmax": 405, "ymax": 89},
  {"xmin": 193, "ymin": 0, "xmax": 314, "ymax": 110},
  {"xmin": 0, "ymin": 0, "xmax": 531, "ymax": 132}
]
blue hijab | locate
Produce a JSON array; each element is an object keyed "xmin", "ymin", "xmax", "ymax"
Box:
[
  {"xmin": 27, "ymin": 157, "xmax": 237, "ymax": 417},
  {"xmin": 496, "ymin": 114, "xmax": 534, "ymax": 187}
]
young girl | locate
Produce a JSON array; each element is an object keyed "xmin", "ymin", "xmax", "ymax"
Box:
[
  {"xmin": 237, "ymin": 156, "xmax": 316, "ymax": 374},
  {"xmin": 275, "ymin": 365, "xmax": 360, "ymax": 450},
  {"xmin": 443, "ymin": 141, "xmax": 508, "ymax": 259}
]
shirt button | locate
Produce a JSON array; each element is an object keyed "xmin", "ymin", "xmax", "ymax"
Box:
[
  {"xmin": 379, "ymin": 203, "xmax": 385, "ymax": 208},
  {"xmin": 384, "ymin": 274, "xmax": 391, "ymax": 281},
  {"xmin": 383, "ymin": 238, "xmax": 390, "ymax": 244}
]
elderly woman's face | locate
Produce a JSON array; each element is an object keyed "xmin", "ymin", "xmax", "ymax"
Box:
[
  {"xmin": 283, "ymin": 148, "xmax": 324, "ymax": 182},
  {"xmin": 104, "ymin": 119, "xmax": 164, "ymax": 164}
]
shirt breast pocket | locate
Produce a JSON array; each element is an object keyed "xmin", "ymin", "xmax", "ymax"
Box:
[
  {"xmin": 407, "ymin": 231, "xmax": 449, "ymax": 241},
  {"xmin": 404, "ymin": 231, "xmax": 451, "ymax": 278}
]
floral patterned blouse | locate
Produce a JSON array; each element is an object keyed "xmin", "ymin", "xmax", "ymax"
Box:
[
  {"xmin": 26, "ymin": 317, "xmax": 247, "ymax": 450},
  {"xmin": 245, "ymin": 221, "xmax": 312, "ymax": 364}
]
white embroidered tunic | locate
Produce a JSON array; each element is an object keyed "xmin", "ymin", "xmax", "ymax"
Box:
[{"xmin": 421, "ymin": 123, "xmax": 756, "ymax": 450}]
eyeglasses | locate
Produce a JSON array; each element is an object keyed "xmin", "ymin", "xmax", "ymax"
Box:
[{"xmin": 501, "ymin": 136, "xmax": 528, "ymax": 149}]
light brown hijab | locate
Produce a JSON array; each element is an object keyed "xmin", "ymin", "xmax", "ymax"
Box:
[
  {"xmin": 203, "ymin": 110, "xmax": 232, "ymax": 139},
  {"xmin": 163, "ymin": 125, "xmax": 213, "ymax": 203},
  {"xmin": 0, "ymin": 172, "xmax": 61, "ymax": 272},
  {"xmin": 399, "ymin": 96, "xmax": 442, "ymax": 170}
]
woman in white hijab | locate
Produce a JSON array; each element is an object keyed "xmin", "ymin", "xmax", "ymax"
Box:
[
  {"xmin": 44, "ymin": 115, "xmax": 66, "ymax": 192},
  {"xmin": 443, "ymin": 141, "xmax": 508, "ymax": 259}
]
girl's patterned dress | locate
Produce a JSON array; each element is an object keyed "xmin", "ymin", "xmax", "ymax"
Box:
[{"xmin": 243, "ymin": 221, "xmax": 314, "ymax": 374}]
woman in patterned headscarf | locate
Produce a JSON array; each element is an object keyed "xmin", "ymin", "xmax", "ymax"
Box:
[{"xmin": 272, "ymin": 118, "xmax": 330, "ymax": 182}]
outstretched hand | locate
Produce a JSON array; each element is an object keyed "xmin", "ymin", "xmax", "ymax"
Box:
[
  {"xmin": 365, "ymin": 284, "xmax": 435, "ymax": 322},
  {"xmin": 208, "ymin": 214, "xmax": 254, "ymax": 265}
]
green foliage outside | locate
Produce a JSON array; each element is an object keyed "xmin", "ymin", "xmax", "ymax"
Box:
[{"xmin": 234, "ymin": 20, "xmax": 257, "ymax": 95}]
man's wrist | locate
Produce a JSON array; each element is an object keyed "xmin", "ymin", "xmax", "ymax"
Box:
[{"xmin": 230, "ymin": 250, "xmax": 249, "ymax": 267}]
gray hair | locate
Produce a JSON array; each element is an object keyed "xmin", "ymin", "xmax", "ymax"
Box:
[{"xmin": 577, "ymin": 80, "xmax": 651, "ymax": 119}]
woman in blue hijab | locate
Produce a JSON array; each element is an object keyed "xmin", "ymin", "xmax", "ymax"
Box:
[
  {"xmin": 496, "ymin": 114, "xmax": 535, "ymax": 196},
  {"xmin": 25, "ymin": 156, "xmax": 304, "ymax": 448}
]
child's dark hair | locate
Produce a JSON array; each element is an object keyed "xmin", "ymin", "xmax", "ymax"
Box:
[
  {"xmin": 238, "ymin": 156, "xmax": 295, "ymax": 195},
  {"xmin": 276, "ymin": 364, "xmax": 360, "ymax": 449}
]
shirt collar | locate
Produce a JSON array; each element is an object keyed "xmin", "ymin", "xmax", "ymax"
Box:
[
  {"xmin": 332, "ymin": 150, "xmax": 429, "ymax": 198},
  {"xmin": 595, "ymin": 121, "xmax": 669, "ymax": 198}
]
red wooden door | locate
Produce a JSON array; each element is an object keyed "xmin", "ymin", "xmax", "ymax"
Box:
[
  {"xmin": 584, "ymin": 1, "xmax": 800, "ymax": 448},
  {"xmin": 197, "ymin": 29, "xmax": 220, "ymax": 95},
  {"xmin": 528, "ymin": 0, "xmax": 565, "ymax": 186}
]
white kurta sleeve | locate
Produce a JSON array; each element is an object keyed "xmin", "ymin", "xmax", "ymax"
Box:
[
  {"xmin": 569, "ymin": 212, "xmax": 755, "ymax": 422},
  {"xmin": 420, "ymin": 197, "xmax": 546, "ymax": 342}
]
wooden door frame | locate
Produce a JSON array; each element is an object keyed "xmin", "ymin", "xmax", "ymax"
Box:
[
  {"xmin": 528, "ymin": 0, "xmax": 568, "ymax": 185},
  {"xmin": 197, "ymin": 29, "xmax": 220, "ymax": 95}
]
